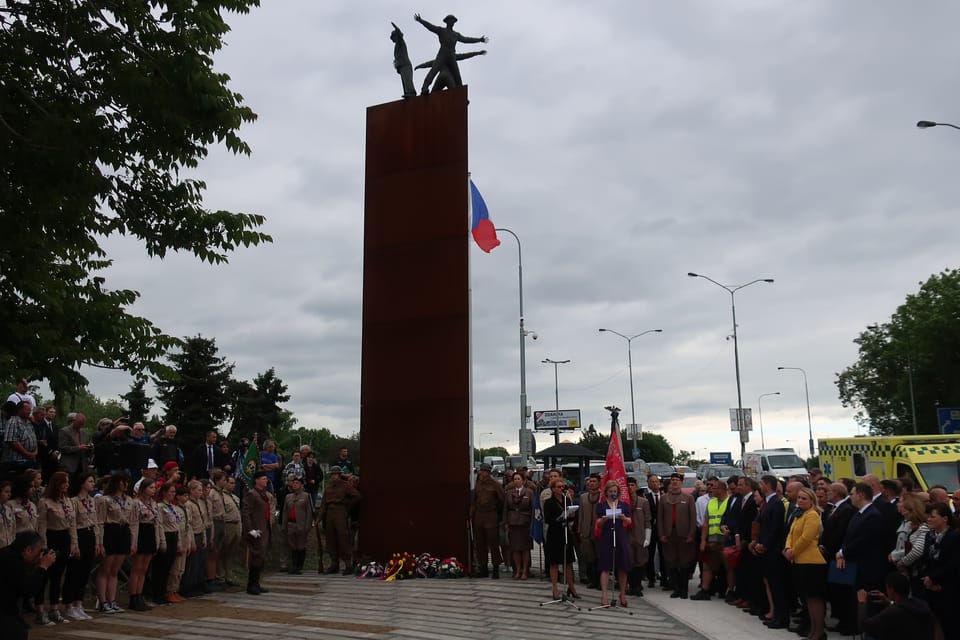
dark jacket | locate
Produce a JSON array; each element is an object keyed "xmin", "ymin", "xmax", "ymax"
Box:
[
  {"xmin": 821, "ymin": 498, "xmax": 856, "ymax": 557},
  {"xmin": 0, "ymin": 546, "xmax": 47, "ymax": 616},
  {"xmin": 841, "ymin": 504, "xmax": 888, "ymax": 589},
  {"xmin": 858, "ymin": 596, "xmax": 936, "ymax": 640},
  {"xmin": 758, "ymin": 493, "xmax": 786, "ymax": 553}
]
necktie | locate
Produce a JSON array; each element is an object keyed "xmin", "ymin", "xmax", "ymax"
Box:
[{"xmin": 208, "ymin": 445, "xmax": 214, "ymax": 470}]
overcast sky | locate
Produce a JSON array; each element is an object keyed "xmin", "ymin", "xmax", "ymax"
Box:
[{"xmin": 77, "ymin": 0, "xmax": 960, "ymax": 460}]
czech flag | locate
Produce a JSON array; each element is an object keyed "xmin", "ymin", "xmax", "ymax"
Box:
[{"xmin": 470, "ymin": 180, "xmax": 500, "ymax": 253}]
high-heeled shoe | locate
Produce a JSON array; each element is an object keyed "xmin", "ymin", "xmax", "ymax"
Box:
[
  {"xmin": 618, "ymin": 596, "xmax": 629, "ymax": 608},
  {"xmin": 566, "ymin": 588, "xmax": 580, "ymax": 600},
  {"xmin": 552, "ymin": 588, "xmax": 562, "ymax": 600}
]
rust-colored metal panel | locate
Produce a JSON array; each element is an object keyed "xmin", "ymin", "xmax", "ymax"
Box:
[{"xmin": 359, "ymin": 87, "xmax": 471, "ymax": 562}]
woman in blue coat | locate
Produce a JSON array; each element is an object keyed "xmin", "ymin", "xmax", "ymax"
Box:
[{"xmin": 595, "ymin": 480, "xmax": 633, "ymax": 607}]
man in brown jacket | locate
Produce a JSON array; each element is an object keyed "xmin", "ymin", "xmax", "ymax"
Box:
[
  {"xmin": 242, "ymin": 471, "xmax": 272, "ymax": 594},
  {"xmin": 320, "ymin": 466, "xmax": 361, "ymax": 575},
  {"xmin": 577, "ymin": 474, "xmax": 603, "ymax": 588},
  {"xmin": 282, "ymin": 476, "xmax": 314, "ymax": 574},
  {"xmin": 658, "ymin": 472, "xmax": 697, "ymax": 599},
  {"xmin": 471, "ymin": 463, "xmax": 504, "ymax": 578}
]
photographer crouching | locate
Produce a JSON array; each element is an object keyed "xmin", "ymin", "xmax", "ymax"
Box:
[{"xmin": 0, "ymin": 531, "xmax": 58, "ymax": 639}]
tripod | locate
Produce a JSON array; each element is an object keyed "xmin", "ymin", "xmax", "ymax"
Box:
[{"xmin": 539, "ymin": 490, "xmax": 580, "ymax": 610}]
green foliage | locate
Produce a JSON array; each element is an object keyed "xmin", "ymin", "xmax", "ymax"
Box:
[
  {"xmin": 475, "ymin": 446, "xmax": 509, "ymax": 462},
  {"xmin": 673, "ymin": 449, "xmax": 695, "ymax": 466},
  {"xmin": 63, "ymin": 388, "xmax": 125, "ymax": 430},
  {"xmin": 120, "ymin": 377, "xmax": 153, "ymax": 424},
  {"xmin": 274, "ymin": 426, "xmax": 337, "ymax": 460},
  {"xmin": 227, "ymin": 367, "xmax": 293, "ymax": 442},
  {"xmin": 837, "ymin": 269, "xmax": 960, "ymax": 435},
  {"xmin": 156, "ymin": 335, "xmax": 234, "ymax": 449},
  {"xmin": 577, "ymin": 424, "xmax": 674, "ymax": 463},
  {"xmin": 0, "ymin": 0, "xmax": 269, "ymax": 399}
]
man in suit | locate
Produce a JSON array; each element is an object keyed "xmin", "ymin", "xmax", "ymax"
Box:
[
  {"xmin": 190, "ymin": 431, "xmax": 219, "ymax": 480},
  {"xmin": 837, "ymin": 483, "xmax": 889, "ymax": 636},
  {"xmin": 718, "ymin": 475, "xmax": 743, "ymax": 602},
  {"xmin": 644, "ymin": 473, "xmax": 665, "ymax": 588},
  {"xmin": 821, "ymin": 482, "xmax": 857, "ymax": 634},
  {"xmin": 753, "ymin": 474, "xmax": 789, "ymax": 628},
  {"xmin": 58, "ymin": 413, "xmax": 91, "ymax": 494},
  {"xmin": 864, "ymin": 474, "xmax": 900, "ymax": 551},
  {"xmin": 733, "ymin": 476, "xmax": 760, "ymax": 610}
]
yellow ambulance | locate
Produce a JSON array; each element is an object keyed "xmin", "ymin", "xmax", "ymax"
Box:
[{"xmin": 818, "ymin": 435, "xmax": 960, "ymax": 491}]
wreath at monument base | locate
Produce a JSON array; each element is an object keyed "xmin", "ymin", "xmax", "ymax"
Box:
[{"xmin": 353, "ymin": 552, "xmax": 466, "ymax": 580}]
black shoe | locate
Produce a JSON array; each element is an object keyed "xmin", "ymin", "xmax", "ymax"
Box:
[
  {"xmin": 669, "ymin": 591, "xmax": 682, "ymax": 598},
  {"xmin": 246, "ymin": 584, "xmax": 261, "ymax": 595},
  {"xmin": 791, "ymin": 625, "xmax": 810, "ymax": 636},
  {"xmin": 724, "ymin": 591, "xmax": 738, "ymax": 603},
  {"xmin": 648, "ymin": 579, "xmax": 656, "ymax": 588},
  {"xmin": 765, "ymin": 620, "xmax": 789, "ymax": 630},
  {"xmin": 690, "ymin": 589, "xmax": 711, "ymax": 600},
  {"xmin": 257, "ymin": 585, "xmax": 269, "ymax": 593},
  {"xmin": 341, "ymin": 567, "xmax": 353, "ymax": 576},
  {"xmin": 325, "ymin": 567, "xmax": 340, "ymax": 575},
  {"xmin": 491, "ymin": 569, "xmax": 500, "ymax": 579}
]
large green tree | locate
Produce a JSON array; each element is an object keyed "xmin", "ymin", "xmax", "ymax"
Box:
[
  {"xmin": 0, "ymin": 1, "xmax": 268, "ymax": 401},
  {"xmin": 227, "ymin": 367, "xmax": 293, "ymax": 442},
  {"xmin": 837, "ymin": 269, "xmax": 960, "ymax": 435},
  {"xmin": 120, "ymin": 377, "xmax": 153, "ymax": 424},
  {"xmin": 156, "ymin": 335, "xmax": 234, "ymax": 448},
  {"xmin": 578, "ymin": 424, "xmax": 674, "ymax": 463}
]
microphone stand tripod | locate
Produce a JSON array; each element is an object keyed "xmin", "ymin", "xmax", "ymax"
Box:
[
  {"xmin": 587, "ymin": 506, "xmax": 634, "ymax": 616},
  {"xmin": 539, "ymin": 489, "xmax": 580, "ymax": 610}
]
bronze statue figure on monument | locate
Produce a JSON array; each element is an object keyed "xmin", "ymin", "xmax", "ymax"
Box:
[
  {"xmin": 414, "ymin": 13, "xmax": 487, "ymax": 96},
  {"xmin": 415, "ymin": 50, "xmax": 486, "ymax": 94},
  {"xmin": 390, "ymin": 22, "xmax": 416, "ymax": 99}
]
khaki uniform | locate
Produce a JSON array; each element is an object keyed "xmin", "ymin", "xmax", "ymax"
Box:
[
  {"xmin": 217, "ymin": 489, "xmax": 242, "ymax": 580},
  {"xmin": 319, "ymin": 478, "xmax": 361, "ymax": 570},
  {"xmin": 470, "ymin": 477, "xmax": 504, "ymax": 572},
  {"xmin": 167, "ymin": 502, "xmax": 190, "ymax": 593},
  {"xmin": 577, "ymin": 491, "xmax": 602, "ymax": 562}
]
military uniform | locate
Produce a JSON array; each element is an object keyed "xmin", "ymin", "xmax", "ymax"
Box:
[
  {"xmin": 282, "ymin": 488, "xmax": 314, "ymax": 573},
  {"xmin": 471, "ymin": 475, "xmax": 505, "ymax": 576},
  {"xmin": 658, "ymin": 489, "xmax": 697, "ymax": 597},
  {"xmin": 627, "ymin": 492, "xmax": 652, "ymax": 595},
  {"xmin": 320, "ymin": 476, "xmax": 361, "ymax": 574},
  {"xmin": 241, "ymin": 485, "xmax": 272, "ymax": 593}
]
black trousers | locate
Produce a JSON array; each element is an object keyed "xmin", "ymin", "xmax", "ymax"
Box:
[
  {"xmin": 62, "ymin": 527, "xmax": 95, "ymax": 603},
  {"xmin": 152, "ymin": 532, "xmax": 179, "ymax": 600},
  {"xmin": 43, "ymin": 529, "xmax": 71, "ymax": 604}
]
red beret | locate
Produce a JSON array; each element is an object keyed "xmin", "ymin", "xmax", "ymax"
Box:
[{"xmin": 163, "ymin": 461, "xmax": 179, "ymax": 472}]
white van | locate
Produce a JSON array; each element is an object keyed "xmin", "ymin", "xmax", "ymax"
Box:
[{"xmin": 742, "ymin": 448, "xmax": 808, "ymax": 480}]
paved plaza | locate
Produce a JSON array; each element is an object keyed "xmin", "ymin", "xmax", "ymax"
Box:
[{"xmin": 29, "ymin": 570, "xmax": 723, "ymax": 640}]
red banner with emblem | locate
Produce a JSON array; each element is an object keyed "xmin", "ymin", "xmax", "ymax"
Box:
[{"xmin": 602, "ymin": 418, "xmax": 629, "ymax": 498}]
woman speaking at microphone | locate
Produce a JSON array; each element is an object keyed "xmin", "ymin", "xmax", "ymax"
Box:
[{"xmin": 594, "ymin": 480, "xmax": 633, "ymax": 607}]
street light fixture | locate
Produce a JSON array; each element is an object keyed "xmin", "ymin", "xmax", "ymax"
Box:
[
  {"xmin": 598, "ymin": 328, "xmax": 663, "ymax": 455},
  {"xmin": 757, "ymin": 391, "xmax": 780, "ymax": 450},
  {"xmin": 777, "ymin": 366, "xmax": 814, "ymax": 457},
  {"xmin": 916, "ymin": 120, "xmax": 960, "ymax": 130},
  {"xmin": 495, "ymin": 228, "xmax": 533, "ymax": 461},
  {"xmin": 542, "ymin": 358, "xmax": 571, "ymax": 446},
  {"xmin": 688, "ymin": 272, "xmax": 774, "ymax": 459},
  {"xmin": 476, "ymin": 431, "xmax": 494, "ymax": 461}
]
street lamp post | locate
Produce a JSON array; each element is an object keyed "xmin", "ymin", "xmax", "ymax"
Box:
[
  {"xmin": 688, "ymin": 272, "xmax": 774, "ymax": 459},
  {"xmin": 757, "ymin": 392, "xmax": 780, "ymax": 450},
  {"xmin": 917, "ymin": 120, "xmax": 960, "ymax": 131},
  {"xmin": 598, "ymin": 328, "xmax": 663, "ymax": 456},
  {"xmin": 495, "ymin": 228, "xmax": 535, "ymax": 462},
  {"xmin": 777, "ymin": 366, "xmax": 814, "ymax": 457},
  {"xmin": 542, "ymin": 358, "xmax": 570, "ymax": 446}
]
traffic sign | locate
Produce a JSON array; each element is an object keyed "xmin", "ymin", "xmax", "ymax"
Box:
[
  {"xmin": 938, "ymin": 407, "xmax": 960, "ymax": 434},
  {"xmin": 710, "ymin": 452, "xmax": 733, "ymax": 465}
]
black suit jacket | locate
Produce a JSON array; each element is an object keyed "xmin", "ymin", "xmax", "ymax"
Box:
[
  {"xmin": 821, "ymin": 499, "xmax": 855, "ymax": 557},
  {"xmin": 737, "ymin": 493, "xmax": 759, "ymax": 540},
  {"xmin": 842, "ymin": 504, "xmax": 888, "ymax": 589},
  {"xmin": 758, "ymin": 494, "xmax": 786, "ymax": 553},
  {"xmin": 191, "ymin": 442, "xmax": 217, "ymax": 479},
  {"xmin": 644, "ymin": 490, "xmax": 661, "ymax": 527}
]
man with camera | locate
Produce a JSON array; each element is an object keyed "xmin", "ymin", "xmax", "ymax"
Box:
[{"xmin": 0, "ymin": 531, "xmax": 58, "ymax": 639}]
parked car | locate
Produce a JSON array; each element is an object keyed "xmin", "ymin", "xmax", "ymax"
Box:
[
  {"xmin": 646, "ymin": 462, "xmax": 675, "ymax": 481},
  {"xmin": 697, "ymin": 464, "xmax": 741, "ymax": 481}
]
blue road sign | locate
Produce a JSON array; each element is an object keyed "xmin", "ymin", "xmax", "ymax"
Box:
[
  {"xmin": 937, "ymin": 407, "xmax": 960, "ymax": 435},
  {"xmin": 710, "ymin": 452, "xmax": 733, "ymax": 465},
  {"xmin": 632, "ymin": 448, "xmax": 641, "ymax": 459}
]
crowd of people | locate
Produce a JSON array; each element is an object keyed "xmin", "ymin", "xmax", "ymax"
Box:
[
  {"xmin": 472, "ymin": 463, "xmax": 960, "ymax": 640},
  {"xmin": 1, "ymin": 383, "xmax": 363, "ymax": 639}
]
